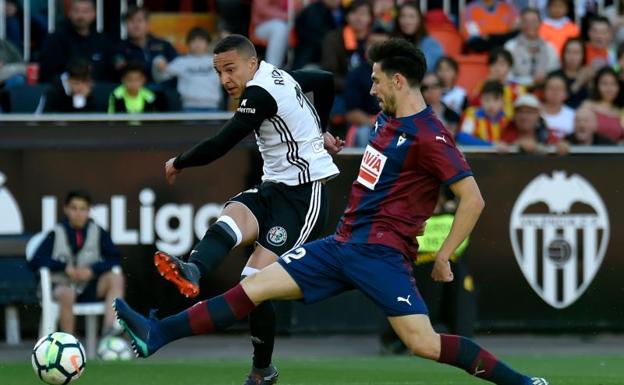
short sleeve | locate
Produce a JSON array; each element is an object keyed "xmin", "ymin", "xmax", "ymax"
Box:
[{"xmin": 420, "ymin": 126, "xmax": 473, "ymax": 185}]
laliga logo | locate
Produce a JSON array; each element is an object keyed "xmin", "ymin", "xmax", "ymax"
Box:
[
  {"xmin": 41, "ymin": 189, "xmax": 223, "ymax": 256},
  {"xmin": 0, "ymin": 172, "xmax": 24, "ymax": 234},
  {"xmin": 509, "ymin": 171, "xmax": 609, "ymax": 309}
]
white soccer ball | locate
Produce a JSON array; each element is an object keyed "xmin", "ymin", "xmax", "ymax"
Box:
[
  {"xmin": 97, "ymin": 336, "xmax": 133, "ymax": 361},
  {"xmin": 32, "ymin": 332, "xmax": 86, "ymax": 384}
]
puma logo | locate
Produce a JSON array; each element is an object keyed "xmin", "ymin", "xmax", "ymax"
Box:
[
  {"xmin": 473, "ymin": 359, "xmax": 485, "ymax": 376},
  {"xmin": 396, "ymin": 295, "xmax": 411, "ymax": 306},
  {"xmin": 435, "ymin": 135, "xmax": 447, "ymax": 143}
]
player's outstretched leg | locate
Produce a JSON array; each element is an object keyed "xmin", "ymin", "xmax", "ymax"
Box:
[
  {"xmin": 113, "ymin": 283, "xmax": 255, "ymax": 357},
  {"xmin": 390, "ymin": 315, "xmax": 549, "ymax": 385},
  {"xmin": 155, "ymin": 206, "xmax": 252, "ymax": 298}
]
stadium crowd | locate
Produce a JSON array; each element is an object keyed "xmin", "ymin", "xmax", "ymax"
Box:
[{"xmin": 1, "ymin": 0, "xmax": 624, "ymax": 151}]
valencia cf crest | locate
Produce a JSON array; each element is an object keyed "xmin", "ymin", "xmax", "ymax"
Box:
[
  {"xmin": 509, "ymin": 171, "xmax": 609, "ymax": 309},
  {"xmin": 267, "ymin": 226, "xmax": 288, "ymax": 247}
]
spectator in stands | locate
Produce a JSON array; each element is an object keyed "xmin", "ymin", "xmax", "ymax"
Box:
[
  {"xmin": 460, "ymin": 0, "xmax": 519, "ymax": 52},
  {"xmin": 250, "ymin": 0, "xmax": 289, "ymax": 67},
  {"xmin": 436, "ymin": 57, "xmax": 467, "ymax": 116},
  {"xmin": 460, "ymin": 80, "xmax": 509, "ymax": 143},
  {"xmin": 585, "ymin": 16, "xmax": 616, "ymax": 70},
  {"xmin": 499, "ymin": 94, "xmax": 549, "ymax": 153},
  {"xmin": 41, "ymin": 57, "xmax": 99, "ymax": 113},
  {"xmin": 153, "ymin": 27, "xmax": 222, "ymax": 112},
  {"xmin": 472, "ymin": 48, "xmax": 526, "ymax": 118},
  {"xmin": 115, "ymin": 6, "xmax": 177, "ymax": 85},
  {"xmin": 580, "ymin": 67, "xmax": 624, "ymax": 143},
  {"xmin": 542, "ymin": 72, "xmax": 575, "ymax": 141},
  {"xmin": 293, "ymin": 0, "xmax": 342, "ymax": 69},
  {"xmin": 0, "ymin": 39, "xmax": 26, "ymax": 90},
  {"xmin": 28, "ymin": 190, "xmax": 124, "ymax": 337},
  {"xmin": 343, "ymin": 28, "xmax": 388, "ymax": 147},
  {"xmin": 392, "ymin": 1, "xmax": 444, "ymax": 72},
  {"xmin": 564, "ymin": 106, "xmax": 616, "ymax": 146},
  {"xmin": 3, "ymin": 0, "xmax": 47, "ymax": 57},
  {"xmin": 108, "ymin": 61, "xmax": 158, "ymax": 114},
  {"xmin": 373, "ymin": 0, "xmax": 395, "ymax": 33},
  {"xmin": 605, "ymin": 1, "xmax": 624, "ymax": 46},
  {"xmin": 504, "ymin": 8, "xmax": 559, "ymax": 87},
  {"xmin": 539, "ymin": 0, "xmax": 580, "ymax": 56},
  {"xmin": 39, "ymin": 0, "xmax": 115, "ymax": 82},
  {"xmin": 616, "ymin": 42, "xmax": 624, "ymax": 81},
  {"xmin": 422, "ymin": 73, "xmax": 460, "ymax": 134},
  {"xmin": 552, "ymin": 38, "xmax": 591, "ymax": 108},
  {"xmin": 321, "ymin": 0, "xmax": 372, "ymax": 93}
]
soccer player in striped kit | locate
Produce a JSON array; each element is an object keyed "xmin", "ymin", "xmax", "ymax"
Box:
[
  {"xmin": 153, "ymin": 34, "xmax": 343, "ymax": 385},
  {"xmin": 116, "ymin": 38, "xmax": 548, "ymax": 385}
]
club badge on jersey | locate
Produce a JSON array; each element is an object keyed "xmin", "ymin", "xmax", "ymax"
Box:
[{"xmin": 357, "ymin": 145, "xmax": 387, "ymax": 190}]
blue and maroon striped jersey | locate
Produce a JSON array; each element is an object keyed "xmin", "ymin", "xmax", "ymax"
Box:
[{"xmin": 334, "ymin": 107, "xmax": 473, "ymax": 258}]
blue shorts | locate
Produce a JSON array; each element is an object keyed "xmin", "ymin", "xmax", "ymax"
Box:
[{"xmin": 277, "ymin": 237, "xmax": 428, "ymax": 317}]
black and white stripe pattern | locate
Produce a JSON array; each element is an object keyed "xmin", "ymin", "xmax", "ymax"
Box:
[
  {"xmin": 293, "ymin": 180, "xmax": 322, "ymax": 248},
  {"xmin": 302, "ymin": 94, "xmax": 323, "ymax": 135},
  {"xmin": 269, "ymin": 116, "xmax": 311, "ymax": 184}
]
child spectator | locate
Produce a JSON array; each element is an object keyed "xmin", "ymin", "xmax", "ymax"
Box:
[
  {"xmin": 108, "ymin": 61, "xmax": 157, "ymax": 114},
  {"xmin": 472, "ymin": 48, "xmax": 526, "ymax": 118},
  {"xmin": 580, "ymin": 67, "xmax": 624, "ymax": 143},
  {"xmin": 41, "ymin": 57, "xmax": 99, "ymax": 113},
  {"xmin": 460, "ymin": 80, "xmax": 509, "ymax": 143},
  {"xmin": 392, "ymin": 1, "xmax": 443, "ymax": 72},
  {"xmin": 542, "ymin": 72, "xmax": 575, "ymax": 140},
  {"xmin": 153, "ymin": 27, "xmax": 222, "ymax": 112},
  {"xmin": 551, "ymin": 38, "xmax": 592, "ymax": 108},
  {"xmin": 539, "ymin": 0, "xmax": 580, "ymax": 56},
  {"xmin": 586, "ymin": 16, "xmax": 616, "ymax": 70},
  {"xmin": 436, "ymin": 57, "xmax": 467, "ymax": 116}
]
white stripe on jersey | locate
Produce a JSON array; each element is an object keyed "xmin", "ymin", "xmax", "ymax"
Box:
[
  {"xmin": 247, "ymin": 61, "xmax": 339, "ymax": 186},
  {"xmin": 294, "ymin": 180, "xmax": 322, "ymax": 248}
]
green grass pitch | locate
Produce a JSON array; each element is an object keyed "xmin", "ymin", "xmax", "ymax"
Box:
[{"xmin": 4, "ymin": 355, "xmax": 623, "ymax": 385}]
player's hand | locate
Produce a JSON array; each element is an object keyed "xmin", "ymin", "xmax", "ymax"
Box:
[
  {"xmin": 165, "ymin": 157, "xmax": 181, "ymax": 185},
  {"xmin": 65, "ymin": 265, "xmax": 79, "ymax": 282},
  {"xmin": 323, "ymin": 132, "xmax": 345, "ymax": 155},
  {"xmin": 431, "ymin": 257, "xmax": 454, "ymax": 282}
]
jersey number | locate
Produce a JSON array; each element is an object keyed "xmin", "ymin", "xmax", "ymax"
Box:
[
  {"xmin": 281, "ymin": 247, "xmax": 306, "ymax": 264},
  {"xmin": 294, "ymin": 85, "xmax": 323, "ymax": 135}
]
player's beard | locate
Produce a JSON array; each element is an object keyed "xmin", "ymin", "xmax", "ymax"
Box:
[{"xmin": 380, "ymin": 93, "xmax": 397, "ymax": 116}]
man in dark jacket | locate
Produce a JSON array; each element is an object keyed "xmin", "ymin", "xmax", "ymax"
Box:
[
  {"xmin": 29, "ymin": 190, "xmax": 124, "ymax": 336},
  {"xmin": 114, "ymin": 6, "xmax": 177, "ymax": 85},
  {"xmin": 38, "ymin": 0, "xmax": 115, "ymax": 82},
  {"xmin": 293, "ymin": 0, "xmax": 343, "ymax": 69}
]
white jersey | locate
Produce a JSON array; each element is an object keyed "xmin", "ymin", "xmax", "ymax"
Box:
[{"xmin": 244, "ymin": 61, "xmax": 339, "ymax": 186}]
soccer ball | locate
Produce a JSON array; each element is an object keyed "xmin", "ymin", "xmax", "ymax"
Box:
[
  {"xmin": 32, "ymin": 332, "xmax": 86, "ymax": 384},
  {"xmin": 97, "ymin": 336, "xmax": 133, "ymax": 361}
]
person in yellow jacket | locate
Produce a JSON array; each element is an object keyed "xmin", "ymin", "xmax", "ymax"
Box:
[{"xmin": 108, "ymin": 61, "xmax": 158, "ymax": 114}]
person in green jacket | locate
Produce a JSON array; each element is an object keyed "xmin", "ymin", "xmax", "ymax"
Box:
[{"xmin": 108, "ymin": 61, "xmax": 158, "ymax": 113}]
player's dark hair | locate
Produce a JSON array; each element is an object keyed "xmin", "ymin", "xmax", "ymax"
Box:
[
  {"xmin": 488, "ymin": 48, "xmax": 513, "ymax": 67},
  {"xmin": 123, "ymin": 5, "xmax": 149, "ymax": 21},
  {"xmin": 367, "ymin": 38, "xmax": 427, "ymax": 87},
  {"xmin": 480, "ymin": 80, "xmax": 504, "ymax": 98},
  {"xmin": 187, "ymin": 27, "xmax": 212, "ymax": 44},
  {"xmin": 121, "ymin": 60, "xmax": 147, "ymax": 78},
  {"xmin": 435, "ymin": 56, "xmax": 458, "ymax": 73},
  {"xmin": 65, "ymin": 190, "xmax": 92, "ymax": 206},
  {"xmin": 214, "ymin": 34, "xmax": 257, "ymax": 58},
  {"xmin": 66, "ymin": 57, "xmax": 91, "ymax": 80}
]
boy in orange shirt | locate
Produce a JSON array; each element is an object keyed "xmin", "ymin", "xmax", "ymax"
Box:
[{"xmin": 539, "ymin": 0, "xmax": 580, "ymax": 56}]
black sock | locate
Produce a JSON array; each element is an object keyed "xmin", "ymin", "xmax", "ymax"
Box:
[
  {"xmin": 249, "ymin": 300, "xmax": 276, "ymax": 369},
  {"xmin": 189, "ymin": 221, "xmax": 238, "ymax": 276}
]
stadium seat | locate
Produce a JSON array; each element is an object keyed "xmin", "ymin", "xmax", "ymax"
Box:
[
  {"xmin": 456, "ymin": 54, "xmax": 489, "ymax": 95},
  {"xmin": 8, "ymin": 84, "xmax": 48, "ymax": 113},
  {"xmin": 425, "ymin": 9, "xmax": 463, "ymax": 58},
  {"xmin": 92, "ymin": 82, "xmax": 118, "ymax": 113},
  {"xmin": 25, "ymin": 232, "xmax": 108, "ymax": 360}
]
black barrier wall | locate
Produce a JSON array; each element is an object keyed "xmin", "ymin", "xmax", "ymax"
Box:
[{"xmin": 1, "ymin": 123, "xmax": 623, "ymax": 333}]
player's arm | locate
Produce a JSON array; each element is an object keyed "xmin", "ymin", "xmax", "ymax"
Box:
[
  {"xmin": 165, "ymin": 86, "xmax": 277, "ymax": 184},
  {"xmin": 289, "ymin": 69, "xmax": 344, "ymax": 154},
  {"xmin": 432, "ymin": 176, "xmax": 484, "ymax": 282}
]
